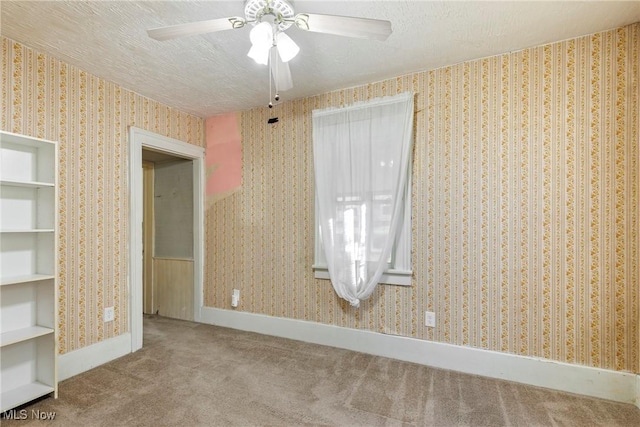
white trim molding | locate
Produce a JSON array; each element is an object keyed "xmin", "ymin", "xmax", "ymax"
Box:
[
  {"xmin": 636, "ymin": 374, "xmax": 640, "ymax": 409},
  {"xmin": 128, "ymin": 127, "xmax": 205, "ymax": 352},
  {"xmin": 58, "ymin": 333, "xmax": 131, "ymax": 381},
  {"xmin": 200, "ymin": 307, "xmax": 639, "ymax": 406}
]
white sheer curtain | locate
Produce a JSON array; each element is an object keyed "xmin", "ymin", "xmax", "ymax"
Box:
[{"xmin": 312, "ymin": 92, "xmax": 414, "ymax": 307}]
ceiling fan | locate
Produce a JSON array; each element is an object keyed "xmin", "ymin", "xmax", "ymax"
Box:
[{"xmin": 147, "ymin": 0, "xmax": 392, "ymax": 107}]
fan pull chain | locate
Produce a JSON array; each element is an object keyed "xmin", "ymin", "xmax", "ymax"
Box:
[
  {"xmin": 268, "ymin": 47, "xmax": 273, "ymax": 109},
  {"xmin": 274, "ymin": 44, "xmax": 280, "ymax": 103}
]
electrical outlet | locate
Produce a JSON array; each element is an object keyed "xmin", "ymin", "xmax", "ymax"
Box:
[
  {"xmin": 231, "ymin": 289, "xmax": 240, "ymax": 308},
  {"xmin": 425, "ymin": 311, "xmax": 436, "ymax": 328},
  {"xmin": 104, "ymin": 306, "xmax": 115, "ymax": 322}
]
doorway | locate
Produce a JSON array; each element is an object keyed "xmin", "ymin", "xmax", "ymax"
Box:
[
  {"xmin": 129, "ymin": 127, "xmax": 205, "ymax": 352},
  {"xmin": 142, "ymin": 153, "xmax": 195, "ymax": 321}
]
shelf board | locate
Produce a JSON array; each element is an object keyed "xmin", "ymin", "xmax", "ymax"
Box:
[
  {"xmin": 0, "ymin": 130, "xmax": 56, "ymax": 147},
  {"xmin": 0, "ymin": 382, "xmax": 55, "ymax": 413},
  {"xmin": 0, "ymin": 179, "xmax": 55, "ymax": 188},
  {"xmin": 0, "ymin": 229, "xmax": 54, "ymax": 233},
  {"xmin": 0, "ymin": 326, "xmax": 54, "ymax": 347},
  {"xmin": 1, "ymin": 274, "xmax": 55, "ymax": 286}
]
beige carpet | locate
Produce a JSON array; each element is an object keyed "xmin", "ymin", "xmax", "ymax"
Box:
[{"xmin": 3, "ymin": 315, "xmax": 640, "ymax": 426}]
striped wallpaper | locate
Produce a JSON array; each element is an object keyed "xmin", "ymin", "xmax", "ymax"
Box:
[
  {"xmin": 2, "ymin": 22, "xmax": 638, "ymax": 374},
  {"xmin": 1, "ymin": 37, "xmax": 204, "ymax": 354},
  {"xmin": 205, "ymin": 23, "xmax": 639, "ymax": 373}
]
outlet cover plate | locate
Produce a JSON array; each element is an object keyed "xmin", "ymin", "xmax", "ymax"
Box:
[
  {"xmin": 104, "ymin": 306, "xmax": 115, "ymax": 322},
  {"xmin": 425, "ymin": 311, "xmax": 436, "ymax": 327}
]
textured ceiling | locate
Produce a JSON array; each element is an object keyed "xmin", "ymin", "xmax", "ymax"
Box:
[{"xmin": 2, "ymin": 1, "xmax": 640, "ymax": 117}]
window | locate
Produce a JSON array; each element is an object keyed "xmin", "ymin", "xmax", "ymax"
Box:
[
  {"xmin": 313, "ymin": 180, "xmax": 412, "ymax": 285},
  {"xmin": 312, "ymin": 93, "xmax": 413, "ymax": 289}
]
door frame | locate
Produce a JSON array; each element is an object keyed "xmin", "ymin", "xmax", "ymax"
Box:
[
  {"xmin": 142, "ymin": 160, "xmax": 155, "ymax": 315},
  {"xmin": 128, "ymin": 127, "xmax": 205, "ymax": 352}
]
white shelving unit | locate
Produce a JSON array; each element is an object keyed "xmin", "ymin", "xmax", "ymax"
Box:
[{"xmin": 0, "ymin": 130, "xmax": 58, "ymax": 412}]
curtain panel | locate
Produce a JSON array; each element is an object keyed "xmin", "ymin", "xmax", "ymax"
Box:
[{"xmin": 312, "ymin": 92, "xmax": 414, "ymax": 307}]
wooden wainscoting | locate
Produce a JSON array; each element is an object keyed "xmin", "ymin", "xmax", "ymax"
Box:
[{"xmin": 152, "ymin": 257, "xmax": 194, "ymax": 321}]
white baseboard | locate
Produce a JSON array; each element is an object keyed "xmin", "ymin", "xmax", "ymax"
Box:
[
  {"xmin": 200, "ymin": 307, "xmax": 639, "ymax": 406},
  {"xmin": 58, "ymin": 333, "xmax": 131, "ymax": 381}
]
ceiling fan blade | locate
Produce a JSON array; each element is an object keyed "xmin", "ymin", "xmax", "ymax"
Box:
[
  {"xmin": 270, "ymin": 50, "xmax": 293, "ymax": 92},
  {"xmin": 148, "ymin": 17, "xmax": 245, "ymax": 41},
  {"xmin": 294, "ymin": 13, "xmax": 392, "ymax": 41}
]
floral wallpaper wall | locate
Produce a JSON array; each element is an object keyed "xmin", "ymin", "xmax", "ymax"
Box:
[
  {"xmin": 1, "ymin": 37, "xmax": 204, "ymax": 354},
  {"xmin": 205, "ymin": 23, "xmax": 639, "ymax": 373}
]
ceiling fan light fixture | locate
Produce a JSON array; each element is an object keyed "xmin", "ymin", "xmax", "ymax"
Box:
[
  {"xmin": 248, "ymin": 21, "xmax": 274, "ymax": 64},
  {"xmin": 275, "ymin": 32, "xmax": 299, "ymax": 62},
  {"xmin": 247, "ymin": 44, "xmax": 271, "ymax": 65},
  {"xmin": 249, "ymin": 21, "xmax": 273, "ymax": 47}
]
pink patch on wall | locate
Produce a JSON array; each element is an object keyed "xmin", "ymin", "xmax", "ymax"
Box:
[{"xmin": 205, "ymin": 113, "xmax": 242, "ymax": 203}]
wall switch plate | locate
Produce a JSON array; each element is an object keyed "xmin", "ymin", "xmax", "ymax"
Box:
[
  {"xmin": 104, "ymin": 306, "xmax": 115, "ymax": 322},
  {"xmin": 425, "ymin": 311, "xmax": 436, "ymax": 327}
]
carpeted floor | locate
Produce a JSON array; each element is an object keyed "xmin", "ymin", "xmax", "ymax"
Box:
[{"xmin": 3, "ymin": 315, "xmax": 640, "ymax": 426}]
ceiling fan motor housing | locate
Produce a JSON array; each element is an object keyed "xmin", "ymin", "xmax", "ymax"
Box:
[{"xmin": 245, "ymin": 0, "xmax": 295, "ymax": 31}]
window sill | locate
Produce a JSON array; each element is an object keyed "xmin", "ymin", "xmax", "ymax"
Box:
[{"xmin": 312, "ymin": 266, "xmax": 412, "ymax": 286}]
